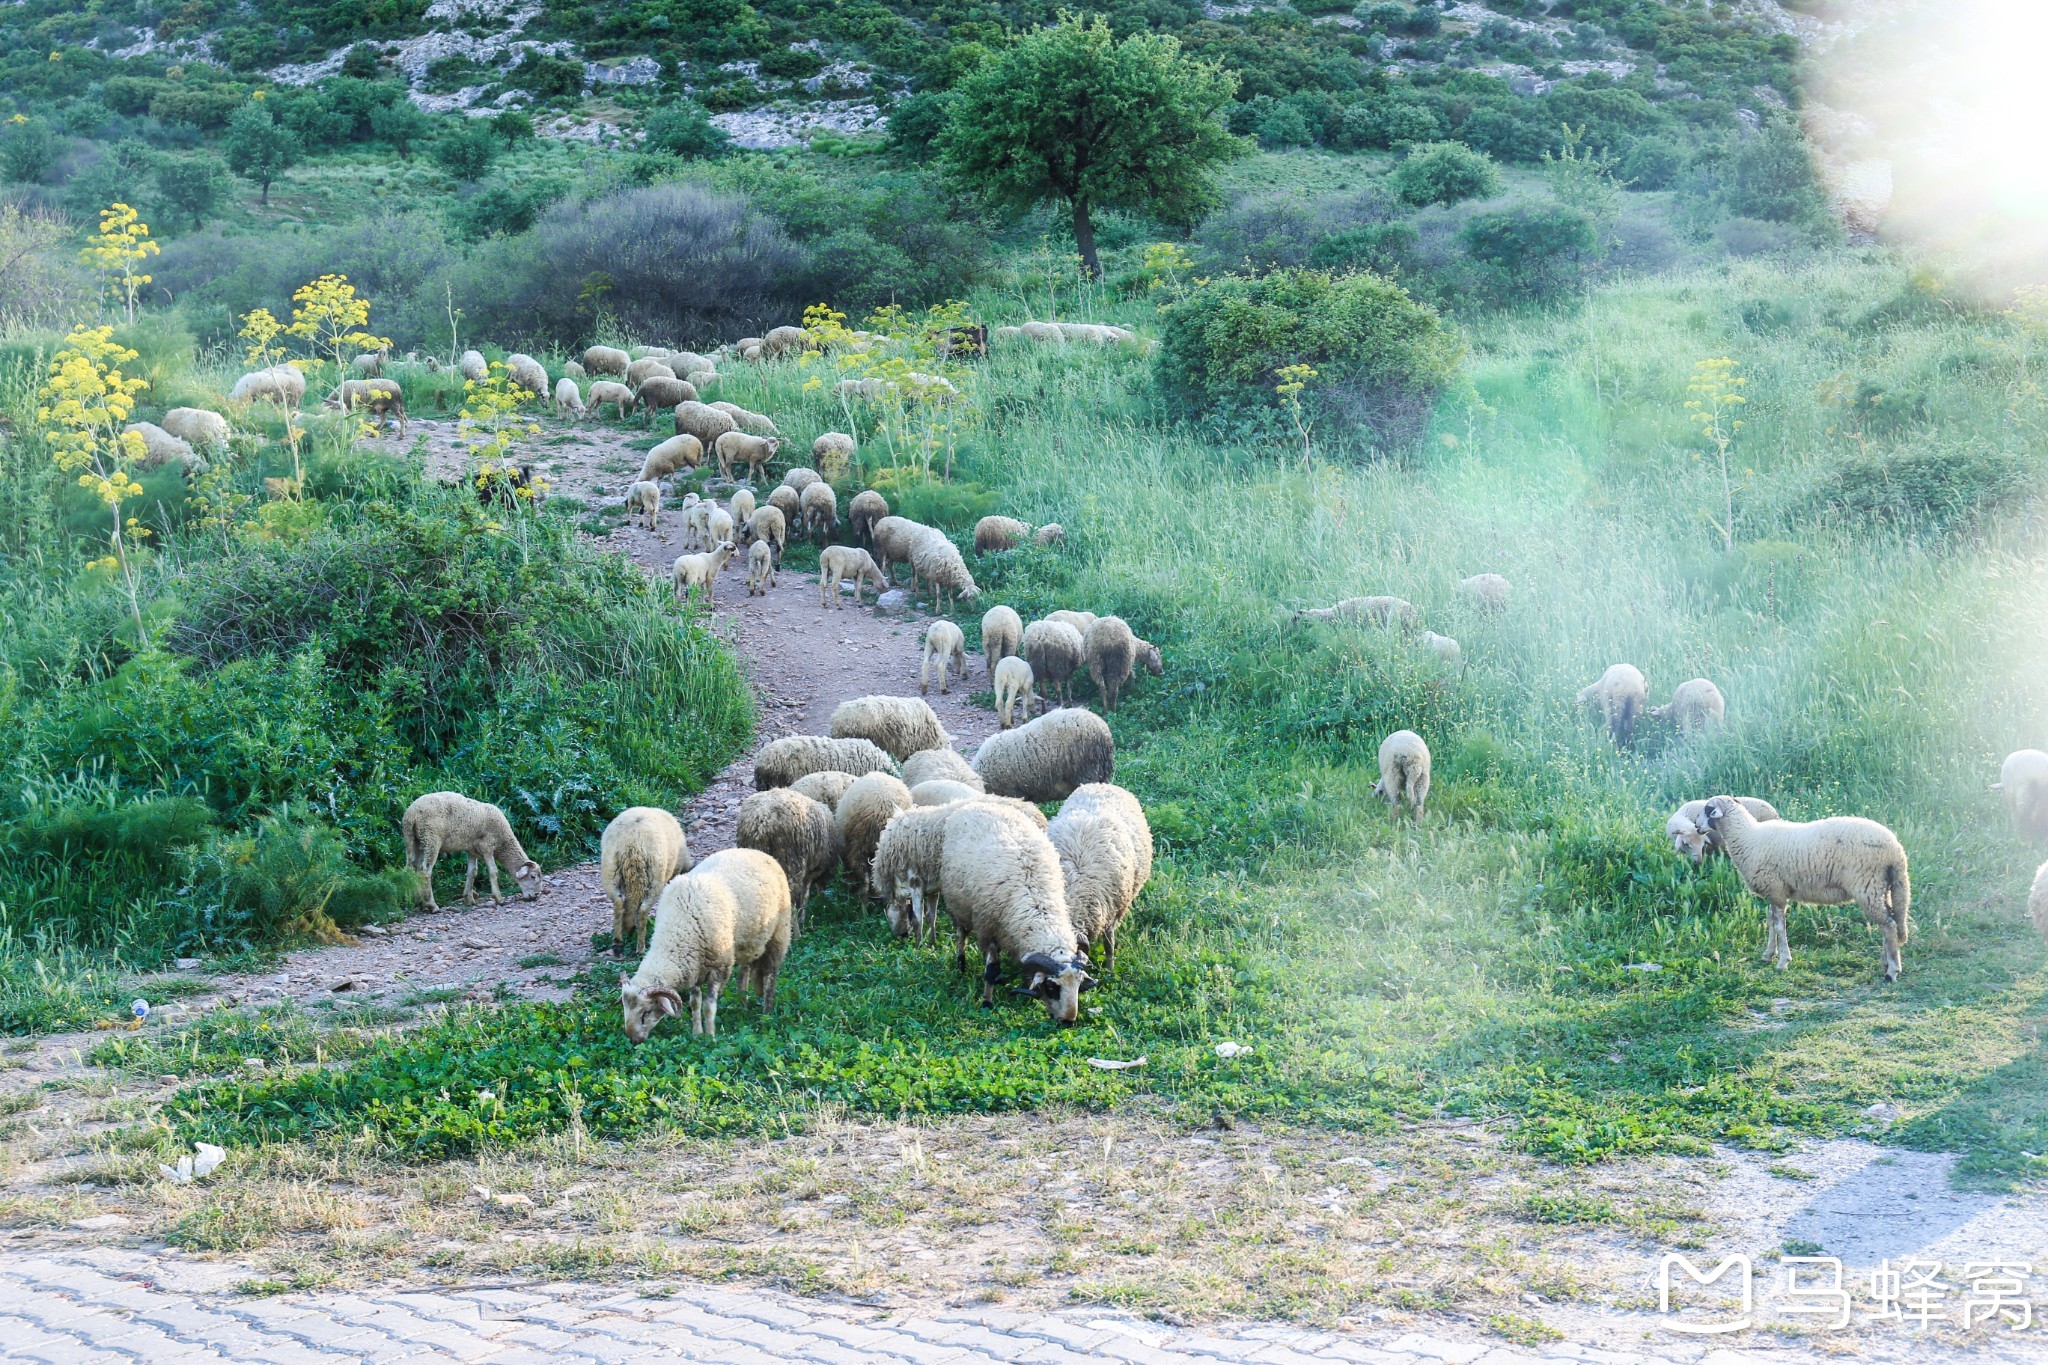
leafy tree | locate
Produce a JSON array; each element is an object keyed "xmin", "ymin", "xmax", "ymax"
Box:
[
  {"xmin": 369, "ymin": 100, "xmax": 432, "ymax": 158},
  {"xmin": 886, "ymin": 90, "xmax": 954, "ymax": 155},
  {"xmin": 154, "ymin": 152, "xmax": 232, "ymax": 230},
  {"xmin": 1726, "ymin": 117, "xmax": 1827, "ymax": 224},
  {"xmin": 642, "ymin": 102, "xmax": 729, "ymax": 160},
  {"xmin": 940, "ymin": 12, "xmax": 1244, "ymax": 278},
  {"xmin": 222, "ymin": 101, "xmax": 301, "ymax": 205},
  {"xmin": 1390, "ymin": 141, "xmax": 1500, "ymax": 207},
  {"xmin": 447, "ymin": 180, "xmax": 548, "ymax": 238},
  {"xmin": 1459, "ymin": 201, "xmax": 1595, "ymax": 301},
  {"xmin": 340, "ymin": 43, "xmax": 381, "ymax": 79},
  {"xmin": 1620, "ymin": 135, "xmax": 1682, "ymax": 190},
  {"xmin": 0, "ymin": 117, "xmax": 56, "ymax": 184},
  {"xmin": 1255, "ymin": 101, "xmax": 1315, "ymax": 149},
  {"xmin": 492, "ymin": 110, "xmax": 535, "ymax": 148},
  {"xmin": 432, "ymin": 121, "xmax": 499, "ymax": 181}
]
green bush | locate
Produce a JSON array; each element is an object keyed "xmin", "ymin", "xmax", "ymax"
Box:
[
  {"xmin": 1460, "ymin": 202, "xmax": 1596, "ymax": 302},
  {"xmin": 1390, "ymin": 140, "xmax": 1501, "ymax": 207},
  {"xmin": 430, "ymin": 121, "xmax": 498, "ymax": 181},
  {"xmin": 642, "ymin": 102, "xmax": 730, "ymax": 160}
]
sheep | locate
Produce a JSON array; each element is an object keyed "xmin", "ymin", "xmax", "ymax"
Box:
[
  {"xmin": 742, "ymin": 505, "xmax": 787, "ymax": 565},
  {"xmin": 325, "ymin": 378, "xmax": 409, "ymax": 435},
  {"xmin": 1082, "ymin": 616, "xmax": 1161, "ymax": 712},
  {"xmin": 635, "ymin": 376, "xmax": 698, "ymax": 420},
  {"xmin": 710, "ymin": 401, "xmax": 776, "ymax": 436},
  {"xmin": 2031, "ymin": 860, "xmax": 2048, "ymax": 943},
  {"xmin": 901, "ymin": 747, "xmax": 981, "ymax": 791},
  {"xmin": 1651, "ymin": 678, "xmax": 1725, "ymax": 733},
  {"xmin": 671, "ymin": 540, "xmax": 736, "ymax": 606},
  {"xmin": 818, "ymin": 545, "xmax": 885, "ymax": 608},
  {"xmin": 791, "ymin": 770, "xmax": 859, "ymax": 812},
  {"xmin": 746, "ymin": 539, "xmax": 776, "ymax": 596},
  {"xmin": 1458, "ymin": 573, "xmax": 1511, "ymax": 611},
  {"xmin": 940, "ymin": 801, "xmax": 1093, "ymax": 1022},
  {"xmin": 600, "ymin": 806, "xmax": 693, "ymax": 955},
  {"xmin": 716, "ymin": 431, "xmax": 781, "ymax": 482},
  {"xmin": 505, "ymin": 352, "xmax": 548, "ymax": 399},
  {"xmin": 669, "ymin": 350, "xmax": 712, "ymax": 375},
  {"xmin": 1991, "ymin": 750, "xmax": 2048, "ymax": 840},
  {"xmin": 1667, "ymin": 796, "xmax": 1782, "ymax": 864},
  {"xmin": 870, "ymin": 804, "xmax": 956, "ymax": 942},
  {"xmin": 1023, "ymin": 620, "xmax": 1085, "ymax": 707},
  {"xmin": 1370, "ymin": 730, "xmax": 1431, "ymax": 819},
  {"xmin": 1420, "ymin": 631, "xmax": 1461, "ymax": 667},
  {"xmin": 401, "ymin": 791, "xmax": 542, "ymax": 912},
  {"xmin": 562, "ymin": 360, "xmax": 585, "ymax": 379},
  {"xmin": 1045, "ymin": 609, "xmax": 1097, "ymax": 637},
  {"xmin": 835, "ymin": 378, "xmax": 887, "ymax": 402},
  {"xmin": 1699, "ymin": 795, "xmax": 1912, "ymax": 981},
  {"xmin": 908, "ymin": 531, "xmax": 979, "ymax": 613},
  {"xmin": 675, "ymin": 400, "xmax": 738, "ymax": 451},
  {"xmin": 994, "ymin": 655, "xmax": 1035, "ymax": 729},
  {"xmin": 754, "ymin": 735, "xmax": 901, "ymax": 790},
  {"xmin": 782, "ymin": 466, "xmax": 821, "ymax": 493},
  {"xmin": 122, "ymin": 422, "xmax": 207, "ymax": 477},
  {"xmin": 814, "ymin": 432, "xmax": 856, "ymax": 473},
  {"xmin": 1291, "ymin": 596, "xmax": 1417, "ymax": 629},
  {"xmin": 589, "ymin": 381, "xmax": 638, "ymax": 420},
  {"xmin": 849, "ymin": 489, "xmax": 888, "ymax": 544},
  {"xmin": 554, "ymin": 377, "xmax": 587, "ymax": 419},
  {"xmin": 619, "ymin": 848, "xmax": 790, "ymax": 1041},
  {"xmin": 729, "ymin": 487, "xmax": 756, "ymax": 530},
  {"xmin": 830, "ymin": 695, "xmax": 952, "ymax": 761},
  {"xmin": 981, "ymin": 605, "xmax": 1023, "ymax": 675},
  {"xmin": 767, "ymin": 484, "xmax": 802, "ymax": 525},
  {"xmin": 800, "ymin": 480, "xmax": 840, "ymax": 542},
  {"xmin": 1577, "ymin": 664, "xmax": 1648, "ymax": 747},
  {"xmin": 638, "ymin": 433, "xmax": 703, "ymax": 484},
  {"xmin": 763, "ymin": 325, "xmax": 810, "ymax": 357},
  {"xmin": 917, "ymin": 620, "xmax": 968, "ymax": 695},
  {"xmin": 583, "ymin": 345, "xmax": 630, "ymax": 377},
  {"xmin": 1048, "ymin": 782, "xmax": 1151, "ymax": 970},
  {"xmin": 837, "ymin": 771, "xmax": 913, "ymax": 903},
  {"xmin": 734, "ymin": 336, "xmax": 765, "ymax": 358},
  {"xmin": 160, "ymin": 407, "xmax": 230, "ymax": 451},
  {"xmin": 625, "ymin": 479, "xmax": 663, "ymax": 531},
  {"xmin": 627, "ymin": 357, "xmax": 676, "ymax": 388},
  {"xmin": 973, "ymin": 707, "xmax": 1113, "ymax": 802},
  {"xmin": 736, "ymin": 788, "xmax": 840, "ymax": 925},
  {"xmin": 229, "ymin": 365, "xmax": 306, "ymax": 411},
  {"xmin": 913, "ymin": 779, "xmax": 982, "ymax": 806},
  {"xmin": 706, "ymin": 506, "xmax": 735, "ymax": 548},
  {"xmin": 870, "ymin": 516, "xmax": 922, "ymax": 582},
  {"xmin": 457, "ymin": 350, "xmax": 489, "ymax": 383},
  {"xmin": 349, "ymin": 349, "xmax": 386, "ymax": 378},
  {"xmin": 1033, "ymin": 524, "xmax": 1065, "ymax": 547},
  {"xmin": 680, "ymin": 498, "xmax": 713, "ymax": 551},
  {"xmin": 975, "ymin": 516, "xmax": 1031, "ymax": 553}
]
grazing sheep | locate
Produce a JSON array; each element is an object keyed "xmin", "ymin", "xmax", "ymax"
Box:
[
  {"xmin": 814, "ymin": 432, "xmax": 856, "ymax": 473},
  {"xmin": 627, "ymin": 357, "xmax": 676, "ymax": 388},
  {"xmin": 583, "ymin": 345, "xmax": 630, "ymax": 377},
  {"xmin": 2030, "ymin": 861, "xmax": 2048, "ymax": 943},
  {"xmin": 729, "ymin": 487, "xmax": 755, "ymax": 530},
  {"xmin": 909, "ymin": 530, "xmax": 979, "ymax": 613},
  {"xmin": 940, "ymin": 801, "xmax": 1092, "ymax": 1022},
  {"xmin": 1033, "ymin": 524, "xmax": 1065, "ymax": 547},
  {"xmin": 742, "ymin": 505, "xmax": 787, "ymax": 565},
  {"xmin": 589, "ymin": 381, "xmax": 637, "ymax": 420},
  {"xmin": 1420, "ymin": 631, "xmax": 1461, "ymax": 667},
  {"xmin": 782, "ymin": 466, "xmax": 821, "ymax": 493},
  {"xmin": 230, "ymin": 365, "xmax": 307, "ymax": 411},
  {"xmin": 901, "ymin": 747, "xmax": 981, "ymax": 792},
  {"xmin": 710, "ymin": 401, "xmax": 776, "ymax": 436},
  {"xmin": 1049, "ymin": 782, "xmax": 1151, "ymax": 970},
  {"xmin": 1045, "ymin": 609, "xmax": 1098, "ymax": 637},
  {"xmin": 1291, "ymin": 596, "xmax": 1417, "ymax": 629},
  {"xmin": 871, "ymin": 804, "xmax": 955, "ymax": 942},
  {"xmin": 123, "ymin": 422, "xmax": 206, "ymax": 476},
  {"xmin": 1578, "ymin": 664, "xmax": 1648, "ymax": 747},
  {"xmin": 675, "ymin": 400, "xmax": 738, "ymax": 451},
  {"xmin": 1082, "ymin": 616, "xmax": 1161, "ymax": 712},
  {"xmin": 818, "ymin": 545, "xmax": 885, "ymax": 608},
  {"xmin": 766, "ymin": 483, "xmax": 802, "ymax": 524},
  {"xmin": 1667, "ymin": 796, "xmax": 1782, "ymax": 864},
  {"xmin": 401, "ymin": 791, "xmax": 541, "ymax": 912},
  {"xmin": 973, "ymin": 707, "xmax": 1114, "ymax": 802},
  {"xmin": 600, "ymin": 806, "xmax": 693, "ymax": 955},
  {"xmin": 1068, "ymin": 781, "xmax": 1152, "ymax": 903},
  {"xmin": 1023, "ymin": 620, "xmax": 1085, "ymax": 707},
  {"xmin": 913, "ymin": 779, "xmax": 982, "ymax": 806},
  {"xmin": 754, "ymin": 735, "xmax": 900, "ymax": 790},
  {"xmin": 791, "ymin": 770, "xmax": 859, "ymax": 812},
  {"xmin": 849, "ymin": 489, "xmax": 888, "ymax": 544},
  {"xmin": 350, "ymin": 349, "xmax": 386, "ymax": 378},
  {"xmin": 638, "ymin": 433, "xmax": 703, "ymax": 483},
  {"xmin": 1992, "ymin": 750, "xmax": 2048, "ymax": 840},
  {"xmin": 671, "ymin": 540, "xmax": 736, "ymax": 606},
  {"xmin": 994, "ymin": 655, "xmax": 1035, "ymax": 729},
  {"xmin": 835, "ymin": 377, "xmax": 887, "ymax": 401},
  {"xmin": 922, "ymin": 620, "xmax": 969, "ymax": 695},
  {"xmin": 1458, "ymin": 573, "xmax": 1511, "ymax": 611},
  {"xmin": 800, "ymin": 480, "xmax": 839, "ymax": 542},
  {"xmin": 505, "ymin": 353, "xmax": 548, "ymax": 398},
  {"xmin": 975, "ymin": 515, "xmax": 1031, "ymax": 553},
  {"xmin": 554, "ymin": 377, "xmax": 587, "ymax": 419},
  {"xmin": 1700, "ymin": 795, "xmax": 1912, "ymax": 981},
  {"xmin": 1370, "ymin": 730, "xmax": 1431, "ymax": 819},
  {"xmin": 455, "ymin": 350, "xmax": 489, "ymax": 383},
  {"xmin": 1651, "ymin": 678, "xmax": 1726, "ymax": 733},
  {"xmin": 737, "ymin": 788, "xmax": 841, "ymax": 924},
  {"xmin": 981, "ymin": 605, "xmax": 1023, "ymax": 675},
  {"xmin": 831, "ymin": 695, "xmax": 952, "ymax": 761},
  {"xmin": 837, "ymin": 772, "xmax": 914, "ymax": 903},
  {"xmin": 160, "ymin": 407, "xmax": 230, "ymax": 451},
  {"xmin": 635, "ymin": 376, "xmax": 698, "ymax": 419},
  {"xmin": 763, "ymin": 324, "xmax": 810, "ymax": 357},
  {"xmin": 746, "ymin": 539, "xmax": 776, "ymax": 596},
  {"xmin": 870, "ymin": 516, "xmax": 922, "ymax": 582},
  {"xmin": 326, "ymin": 378, "xmax": 409, "ymax": 435},
  {"xmin": 716, "ymin": 431, "xmax": 781, "ymax": 482},
  {"xmin": 625, "ymin": 479, "xmax": 662, "ymax": 531},
  {"xmin": 619, "ymin": 848, "xmax": 790, "ymax": 1042}
]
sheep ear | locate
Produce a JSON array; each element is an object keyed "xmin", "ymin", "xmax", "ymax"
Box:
[
  {"xmin": 1079, "ymin": 973, "xmax": 1099, "ymax": 992},
  {"xmin": 648, "ymin": 988, "xmax": 683, "ymax": 1017}
]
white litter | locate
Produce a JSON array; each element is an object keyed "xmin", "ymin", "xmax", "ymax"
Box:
[
  {"xmin": 160, "ymin": 1143, "xmax": 226, "ymax": 1184},
  {"xmin": 1214, "ymin": 1041, "xmax": 1251, "ymax": 1059},
  {"xmin": 1086, "ymin": 1056, "xmax": 1148, "ymax": 1071}
]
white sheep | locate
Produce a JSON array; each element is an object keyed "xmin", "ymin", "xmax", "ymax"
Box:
[
  {"xmin": 706, "ymin": 505, "xmax": 735, "ymax": 548},
  {"xmin": 913, "ymin": 779, "xmax": 982, "ymax": 806},
  {"xmin": 1033, "ymin": 524, "xmax": 1065, "ymax": 547},
  {"xmin": 800, "ymin": 481, "xmax": 839, "ymax": 542},
  {"xmin": 401, "ymin": 791, "xmax": 542, "ymax": 912},
  {"xmin": 671, "ymin": 540, "xmax": 736, "ymax": 606},
  {"xmin": 837, "ymin": 771, "xmax": 913, "ymax": 903},
  {"xmin": 563, "ymin": 360, "xmax": 585, "ymax": 379},
  {"xmin": 1458, "ymin": 573, "xmax": 1510, "ymax": 612},
  {"xmin": 763, "ymin": 324, "xmax": 810, "ymax": 356},
  {"xmin": 1082, "ymin": 616, "xmax": 1161, "ymax": 712},
  {"xmin": 1292, "ymin": 595, "xmax": 1417, "ymax": 629},
  {"xmin": 1420, "ymin": 631, "xmax": 1461, "ymax": 667},
  {"xmin": 973, "ymin": 707, "xmax": 1114, "ymax": 803},
  {"xmin": 326, "ymin": 378, "xmax": 409, "ymax": 435},
  {"xmin": 814, "ymin": 432, "xmax": 855, "ymax": 473},
  {"xmin": 589, "ymin": 381, "xmax": 637, "ymax": 420},
  {"xmin": 716, "ymin": 431, "xmax": 781, "ymax": 482},
  {"xmin": 457, "ymin": 350, "xmax": 489, "ymax": 383},
  {"xmin": 639, "ymin": 433, "xmax": 702, "ymax": 483},
  {"xmin": 625, "ymin": 479, "xmax": 662, "ymax": 531},
  {"xmin": 994, "ymin": 655, "xmax": 1035, "ymax": 729},
  {"xmin": 627, "ymin": 357, "xmax": 676, "ymax": 389},
  {"xmin": 754, "ymin": 734, "xmax": 900, "ymax": 789},
  {"xmin": 782, "ymin": 466, "xmax": 820, "ymax": 493},
  {"xmin": 2030, "ymin": 860, "xmax": 2048, "ymax": 943},
  {"xmin": 818, "ymin": 545, "xmax": 885, "ymax": 608},
  {"xmin": 982, "ymin": 605, "xmax": 1023, "ymax": 675},
  {"xmin": 675, "ymin": 400, "xmax": 738, "ymax": 451},
  {"xmin": 729, "ymin": 487, "xmax": 756, "ymax": 530},
  {"xmin": 908, "ymin": 531, "xmax": 979, "ymax": 613},
  {"xmin": 123, "ymin": 422, "xmax": 207, "ymax": 476},
  {"xmin": 849, "ymin": 489, "xmax": 888, "ymax": 544},
  {"xmin": 974, "ymin": 516, "xmax": 1031, "ymax": 553},
  {"xmin": 1370, "ymin": 730, "xmax": 1431, "ymax": 819},
  {"xmin": 1667, "ymin": 796, "xmax": 1781, "ymax": 864},
  {"xmin": 1023, "ymin": 619, "xmax": 1085, "ymax": 707},
  {"xmin": 554, "ymin": 377, "xmax": 587, "ymax": 419},
  {"xmin": 160, "ymin": 407, "xmax": 230, "ymax": 451},
  {"xmin": 229, "ymin": 365, "xmax": 306, "ymax": 411},
  {"xmin": 742, "ymin": 505, "xmax": 787, "ymax": 565},
  {"xmin": 766, "ymin": 484, "xmax": 801, "ymax": 524},
  {"xmin": 1577, "ymin": 664, "xmax": 1647, "ymax": 747},
  {"xmin": 1992, "ymin": 750, "xmax": 2048, "ymax": 839},
  {"xmin": 582, "ymin": 345, "xmax": 630, "ymax": 377},
  {"xmin": 940, "ymin": 801, "xmax": 1093, "ymax": 1023},
  {"xmin": 1651, "ymin": 678, "xmax": 1725, "ymax": 733},
  {"xmin": 869, "ymin": 515, "xmax": 923, "ymax": 583},
  {"xmin": 871, "ymin": 804, "xmax": 955, "ymax": 943},
  {"xmin": 505, "ymin": 353, "xmax": 548, "ymax": 399},
  {"xmin": 350, "ymin": 349, "xmax": 386, "ymax": 378},
  {"xmin": 619, "ymin": 848, "xmax": 790, "ymax": 1041},
  {"xmin": 600, "ymin": 806, "xmax": 692, "ymax": 955},
  {"xmin": 736, "ymin": 788, "xmax": 841, "ymax": 925},
  {"xmin": 922, "ymin": 620, "xmax": 968, "ymax": 695},
  {"xmin": 1048, "ymin": 782, "xmax": 1151, "ymax": 970},
  {"xmin": 680, "ymin": 498, "xmax": 712, "ymax": 551},
  {"xmin": 830, "ymin": 695, "xmax": 952, "ymax": 761},
  {"xmin": 1045, "ymin": 609, "xmax": 1097, "ymax": 637},
  {"xmin": 710, "ymin": 401, "xmax": 776, "ymax": 436},
  {"xmin": 791, "ymin": 770, "xmax": 859, "ymax": 812},
  {"xmin": 901, "ymin": 747, "xmax": 981, "ymax": 791},
  {"xmin": 635, "ymin": 376, "xmax": 698, "ymax": 420},
  {"xmin": 746, "ymin": 539, "xmax": 776, "ymax": 596}
]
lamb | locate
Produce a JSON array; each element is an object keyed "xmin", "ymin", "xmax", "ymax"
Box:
[
  {"xmin": 625, "ymin": 479, "xmax": 663, "ymax": 531},
  {"xmin": 741, "ymin": 505, "xmax": 787, "ymax": 564},
  {"xmin": 910, "ymin": 779, "xmax": 978, "ymax": 806},
  {"xmin": 229, "ymin": 365, "xmax": 306, "ymax": 410},
  {"xmin": 974, "ymin": 516, "xmax": 1031, "ymax": 553},
  {"xmin": 754, "ymin": 734, "xmax": 900, "ymax": 789},
  {"xmin": 746, "ymin": 539, "xmax": 776, "ymax": 596},
  {"xmin": 818, "ymin": 545, "xmax": 885, "ymax": 608},
  {"xmin": 160, "ymin": 407, "xmax": 230, "ymax": 451},
  {"xmin": 716, "ymin": 431, "xmax": 782, "ymax": 482},
  {"xmin": 830, "ymin": 695, "xmax": 952, "ymax": 761},
  {"xmin": 1577, "ymin": 664, "xmax": 1648, "ymax": 747},
  {"xmin": 1290, "ymin": 596, "xmax": 1417, "ymax": 629},
  {"xmin": 582, "ymin": 345, "xmax": 630, "ymax": 377},
  {"xmin": 729, "ymin": 487, "xmax": 756, "ymax": 531},
  {"xmin": 710, "ymin": 401, "xmax": 776, "ymax": 435},
  {"xmin": 680, "ymin": 498, "xmax": 713, "ymax": 551},
  {"xmin": 674, "ymin": 400, "xmax": 738, "ymax": 451},
  {"xmin": 1420, "ymin": 631, "xmax": 1461, "ymax": 667},
  {"xmin": 1651, "ymin": 678, "xmax": 1725, "ymax": 733},
  {"xmin": 766, "ymin": 484, "xmax": 801, "ymax": 524},
  {"xmin": 1370, "ymin": 730, "xmax": 1431, "ymax": 819},
  {"xmin": 781, "ymin": 466, "xmax": 820, "ymax": 493},
  {"xmin": 671, "ymin": 540, "xmax": 736, "ymax": 606},
  {"xmin": 922, "ymin": 620, "xmax": 969, "ymax": 695},
  {"xmin": 908, "ymin": 530, "xmax": 979, "ymax": 612},
  {"xmin": 1023, "ymin": 620, "xmax": 1085, "ymax": 707},
  {"xmin": 635, "ymin": 376, "xmax": 698, "ymax": 419},
  {"xmin": 627, "ymin": 357, "xmax": 676, "ymax": 388},
  {"xmin": 1458, "ymin": 573, "xmax": 1511, "ymax": 611},
  {"xmin": 1991, "ymin": 750, "xmax": 2048, "ymax": 839},
  {"xmin": 326, "ymin": 378, "xmax": 409, "ymax": 434},
  {"xmin": 2030, "ymin": 860, "xmax": 2048, "ymax": 943},
  {"xmin": 1699, "ymin": 795, "xmax": 1912, "ymax": 981},
  {"xmin": 554, "ymin": 377, "xmax": 587, "ymax": 419},
  {"xmin": 400, "ymin": 791, "xmax": 542, "ymax": 912},
  {"xmin": 1048, "ymin": 783, "xmax": 1151, "ymax": 970},
  {"xmin": 813, "ymin": 432, "xmax": 855, "ymax": 472},
  {"xmin": 1666, "ymin": 796, "xmax": 1781, "ymax": 864},
  {"xmin": 800, "ymin": 480, "xmax": 839, "ymax": 542},
  {"xmin": 994, "ymin": 655, "xmax": 1035, "ymax": 729},
  {"xmin": 588, "ymin": 381, "xmax": 637, "ymax": 420},
  {"xmin": 638, "ymin": 433, "xmax": 703, "ymax": 483},
  {"xmin": 981, "ymin": 605, "xmax": 1023, "ymax": 675},
  {"xmin": 736, "ymin": 787, "xmax": 841, "ymax": 924},
  {"xmin": 901, "ymin": 747, "xmax": 981, "ymax": 791},
  {"xmin": 791, "ymin": 770, "xmax": 860, "ymax": 811},
  {"xmin": 973, "ymin": 707, "xmax": 1114, "ymax": 802},
  {"xmin": 706, "ymin": 506, "xmax": 735, "ymax": 548},
  {"xmin": 836, "ymin": 771, "xmax": 913, "ymax": 903},
  {"xmin": 1082, "ymin": 616, "xmax": 1162, "ymax": 712},
  {"xmin": 762, "ymin": 324, "xmax": 810, "ymax": 357},
  {"xmin": 122, "ymin": 422, "xmax": 207, "ymax": 476},
  {"xmin": 505, "ymin": 353, "xmax": 548, "ymax": 398},
  {"xmin": 600, "ymin": 806, "xmax": 693, "ymax": 955},
  {"xmin": 940, "ymin": 801, "xmax": 1093, "ymax": 1022},
  {"xmin": 849, "ymin": 489, "xmax": 888, "ymax": 544},
  {"xmin": 457, "ymin": 350, "xmax": 489, "ymax": 383},
  {"xmin": 619, "ymin": 848, "xmax": 790, "ymax": 1041},
  {"xmin": 1033, "ymin": 524, "xmax": 1065, "ymax": 547}
]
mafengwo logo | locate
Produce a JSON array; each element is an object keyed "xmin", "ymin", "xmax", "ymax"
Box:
[{"xmin": 1658, "ymin": 1254, "xmax": 1754, "ymax": 1335}]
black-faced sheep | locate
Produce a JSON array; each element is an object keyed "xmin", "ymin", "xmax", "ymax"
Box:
[
  {"xmin": 1023, "ymin": 619, "xmax": 1085, "ymax": 707},
  {"xmin": 600, "ymin": 806, "xmax": 693, "ymax": 955},
  {"xmin": 737, "ymin": 788, "xmax": 840, "ymax": 926},
  {"xmin": 940, "ymin": 801, "xmax": 1093, "ymax": 1023},
  {"xmin": 1370, "ymin": 730, "xmax": 1431, "ymax": 819},
  {"xmin": 830, "ymin": 695, "xmax": 952, "ymax": 761},
  {"xmin": 837, "ymin": 771, "xmax": 913, "ymax": 903},
  {"xmin": 981, "ymin": 605, "xmax": 1023, "ymax": 675},
  {"xmin": 401, "ymin": 791, "xmax": 542, "ymax": 912},
  {"xmin": 1667, "ymin": 796, "xmax": 1781, "ymax": 864},
  {"xmin": 619, "ymin": 848, "xmax": 790, "ymax": 1042},
  {"xmin": 754, "ymin": 735, "xmax": 901, "ymax": 790},
  {"xmin": 1081, "ymin": 616, "xmax": 1162, "ymax": 712},
  {"xmin": 922, "ymin": 620, "xmax": 968, "ymax": 695},
  {"xmin": 973, "ymin": 707, "xmax": 1113, "ymax": 803}
]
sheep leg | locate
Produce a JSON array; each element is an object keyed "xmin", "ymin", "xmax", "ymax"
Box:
[
  {"xmin": 704, "ymin": 979, "xmax": 723, "ymax": 1037},
  {"xmin": 980, "ymin": 950, "xmax": 1002, "ymax": 1008},
  {"xmin": 689, "ymin": 987, "xmax": 705, "ymax": 1035},
  {"xmin": 1102, "ymin": 929, "xmax": 1116, "ymax": 973},
  {"xmin": 1769, "ymin": 904, "xmax": 1791, "ymax": 969},
  {"xmin": 461, "ymin": 854, "xmax": 479, "ymax": 906},
  {"xmin": 484, "ymin": 855, "xmax": 505, "ymax": 907},
  {"xmin": 955, "ymin": 925, "xmax": 970, "ymax": 973},
  {"xmin": 414, "ymin": 840, "xmax": 442, "ymax": 912}
]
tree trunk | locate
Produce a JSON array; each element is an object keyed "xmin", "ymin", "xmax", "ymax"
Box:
[
  {"xmin": 1072, "ymin": 198, "xmax": 1100, "ymax": 280},
  {"xmin": 260, "ymin": 179, "xmax": 270, "ymax": 206}
]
